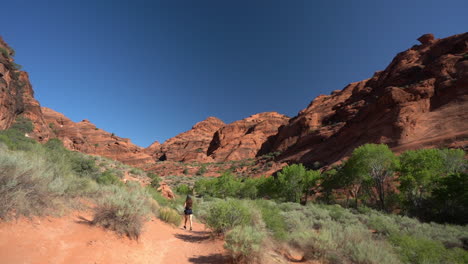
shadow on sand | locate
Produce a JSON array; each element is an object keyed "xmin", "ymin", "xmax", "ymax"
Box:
[
  {"xmin": 174, "ymin": 230, "xmax": 211, "ymax": 243},
  {"xmin": 188, "ymin": 253, "xmax": 230, "ymax": 264}
]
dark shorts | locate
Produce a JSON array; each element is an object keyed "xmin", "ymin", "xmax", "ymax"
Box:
[{"xmin": 184, "ymin": 209, "xmax": 193, "ymax": 215}]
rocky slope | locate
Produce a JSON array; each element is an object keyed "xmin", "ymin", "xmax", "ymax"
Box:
[
  {"xmin": 144, "ymin": 112, "xmax": 289, "ymax": 163},
  {"xmin": 267, "ymin": 33, "xmax": 468, "ymax": 166},
  {"xmin": 42, "ymin": 107, "xmax": 154, "ymax": 166},
  {"xmin": 146, "ymin": 117, "xmax": 225, "ymax": 163},
  {"xmin": 207, "ymin": 112, "xmax": 289, "ymax": 162}
]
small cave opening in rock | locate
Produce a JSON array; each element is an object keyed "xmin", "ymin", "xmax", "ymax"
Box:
[{"xmin": 159, "ymin": 154, "xmax": 167, "ymax": 161}]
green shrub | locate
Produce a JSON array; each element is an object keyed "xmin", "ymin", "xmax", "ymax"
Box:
[
  {"xmin": 176, "ymin": 184, "xmax": 192, "ymax": 195},
  {"xmin": 0, "ymin": 150, "xmax": 55, "ymax": 220},
  {"xmin": 389, "ymin": 234, "xmax": 464, "ymax": 264},
  {"xmin": 199, "ymin": 199, "xmax": 252, "ymax": 234},
  {"xmin": 196, "ymin": 164, "xmax": 207, "ymax": 176},
  {"xmin": 96, "ymin": 170, "xmax": 121, "ymax": 185},
  {"xmin": 148, "ymin": 173, "xmax": 161, "ymax": 188},
  {"xmin": 255, "ymin": 200, "xmax": 287, "ymax": 240},
  {"xmin": 92, "ymin": 185, "xmax": 151, "ymax": 239},
  {"xmin": 366, "ymin": 213, "xmax": 399, "ymax": 235},
  {"xmin": 130, "ymin": 168, "xmax": 143, "ymax": 175},
  {"xmin": 297, "ymin": 222, "xmax": 401, "ymax": 264},
  {"xmin": 0, "ymin": 47, "xmax": 10, "ymax": 58},
  {"xmin": 146, "ymin": 186, "xmax": 170, "ymax": 207},
  {"xmin": 0, "ymin": 128, "xmax": 38, "ymax": 151},
  {"xmin": 69, "ymin": 153, "xmax": 100, "ymax": 178},
  {"xmin": 10, "ymin": 116, "xmax": 34, "ymax": 133},
  {"xmin": 158, "ymin": 207, "xmax": 182, "ymax": 226},
  {"xmin": 224, "ymin": 225, "xmax": 266, "ymax": 263}
]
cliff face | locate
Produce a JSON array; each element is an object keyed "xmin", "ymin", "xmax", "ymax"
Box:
[
  {"xmin": 267, "ymin": 33, "xmax": 468, "ymax": 166},
  {"xmin": 147, "ymin": 117, "xmax": 225, "ymax": 163},
  {"xmin": 144, "ymin": 112, "xmax": 289, "ymax": 163},
  {"xmin": 41, "ymin": 107, "xmax": 154, "ymax": 166},
  {"xmin": 0, "ymin": 37, "xmax": 51, "ymax": 141},
  {"xmin": 207, "ymin": 112, "xmax": 289, "ymax": 162}
]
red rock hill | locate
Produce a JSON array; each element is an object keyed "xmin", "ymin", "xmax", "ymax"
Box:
[
  {"xmin": 41, "ymin": 107, "xmax": 154, "ymax": 166},
  {"xmin": 266, "ymin": 33, "xmax": 468, "ymax": 166}
]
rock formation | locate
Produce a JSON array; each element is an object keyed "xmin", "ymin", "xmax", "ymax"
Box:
[
  {"xmin": 148, "ymin": 117, "xmax": 225, "ymax": 162},
  {"xmin": 207, "ymin": 112, "xmax": 289, "ymax": 161},
  {"xmin": 41, "ymin": 107, "xmax": 154, "ymax": 166},
  {"xmin": 266, "ymin": 32, "xmax": 468, "ymax": 166},
  {"xmin": 0, "ymin": 37, "xmax": 51, "ymax": 141}
]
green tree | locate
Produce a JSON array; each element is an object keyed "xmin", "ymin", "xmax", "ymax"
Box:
[
  {"xmin": 343, "ymin": 144, "xmax": 398, "ymax": 211},
  {"xmin": 276, "ymin": 164, "xmax": 321, "ymax": 203},
  {"xmin": 215, "ymin": 172, "xmax": 241, "ymax": 199},
  {"xmin": 239, "ymin": 178, "xmax": 259, "ymax": 199},
  {"xmin": 398, "ymin": 149, "xmax": 445, "ymax": 209},
  {"xmin": 399, "ymin": 148, "xmax": 467, "ymax": 223},
  {"xmin": 432, "ymin": 172, "xmax": 468, "ymax": 224}
]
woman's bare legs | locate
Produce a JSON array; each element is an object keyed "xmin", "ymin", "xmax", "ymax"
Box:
[
  {"xmin": 189, "ymin": 214, "xmax": 193, "ymax": 230},
  {"xmin": 184, "ymin": 214, "xmax": 188, "ymax": 229}
]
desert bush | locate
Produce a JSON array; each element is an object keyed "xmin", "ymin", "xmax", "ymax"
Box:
[
  {"xmin": 130, "ymin": 168, "xmax": 143, "ymax": 175},
  {"xmin": 225, "ymin": 225, "xmax": 266, "ymax": 263},
  {"xmin": 96, "ymin": 170, "xmax": 121, "ymax": 185},
  {"xmin": 255, "ymin": 200, "xmax": 287, "ymax": 240},
  {"xmin": 0, "ymin": 128, "xmax": 38, "ymax": 151},
  {"xmin": 389, "ymin": 234, "xmax": 468, "ymax": 264},
  {"xmin": 175, "ymin": 184, "xmax": 192, "ymax": 195},
  {"xmin": 158, "ymin": 207, "xmax": 182, "ymax": 226},
  {"xmin": 196, "ymin": 164, "xmax": 207, "ymax": 176},
  {"xmin": 0, "ymin": 47, "xmax": 10, "ymax": 58},
  {"xmin": 295, "ymin": 222, "xmax": 401, "ymax": 264},
  {"xmin": 198, "ymin": 199, "xmax": 252, "ymax": 234},
  {"xmin": 0, "ymin": 149, "xmax": 55, "ymax": 219},
  {"xmin": 148, "ymin": 173, "xmax": 161, "ymax": 188},
  {"xmin": 92, "ymin": 185, "xmax": 151, "ymax": 239},
  {"xmin": 10, "ymin": 116, "xmax": 34, "ymax": 133}
]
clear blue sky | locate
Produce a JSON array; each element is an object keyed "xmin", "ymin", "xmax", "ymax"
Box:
[{"xmin": 2, "ymin": 0, "xmax": 467, "ymax": 147}]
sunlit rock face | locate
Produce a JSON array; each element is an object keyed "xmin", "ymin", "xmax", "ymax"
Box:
[{"xmin": 266, "ymin": 33, "xmax": 468, "ymax": 166}]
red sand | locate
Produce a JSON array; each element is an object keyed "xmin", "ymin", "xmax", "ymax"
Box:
[{"xmin": 0, "ymin": 212, "xmax": 228, "ymax": 264}]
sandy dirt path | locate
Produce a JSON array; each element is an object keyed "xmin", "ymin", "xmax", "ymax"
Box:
[{"xmin": 0, "ymin": 212, "xmax": 228, "ymax": 264}]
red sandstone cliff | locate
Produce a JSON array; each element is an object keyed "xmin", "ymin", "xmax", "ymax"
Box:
[
  {"xmin": 41, "ymin": 107, "xmax": 154, "ymax": 166},
  {"xmin": 147, "ymin": 117, "xmax": 225, "ymax": 163},
  {"xmin": 144, "ymin": 112, "xmax": 289, "ymax": 163},
  {"xmin": 0, "ymin": 37, "xmax": 51, "ymax": 141},
  {"xmin": 207, "ymin": 112, "xmax": 289, "ymax": 162},
  {"xmin": 267, "ymin": 33, "xmax": 468, "ymax": 166}
]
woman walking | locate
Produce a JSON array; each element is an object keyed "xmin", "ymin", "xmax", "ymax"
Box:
[{"xmin": 183, "ymin": 195, "xmax": 193, "ymax": 230}]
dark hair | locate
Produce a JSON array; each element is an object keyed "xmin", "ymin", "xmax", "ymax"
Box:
[{"xmin": 185, "ymin": 195, "xmax": 193, "ymax": 208}]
